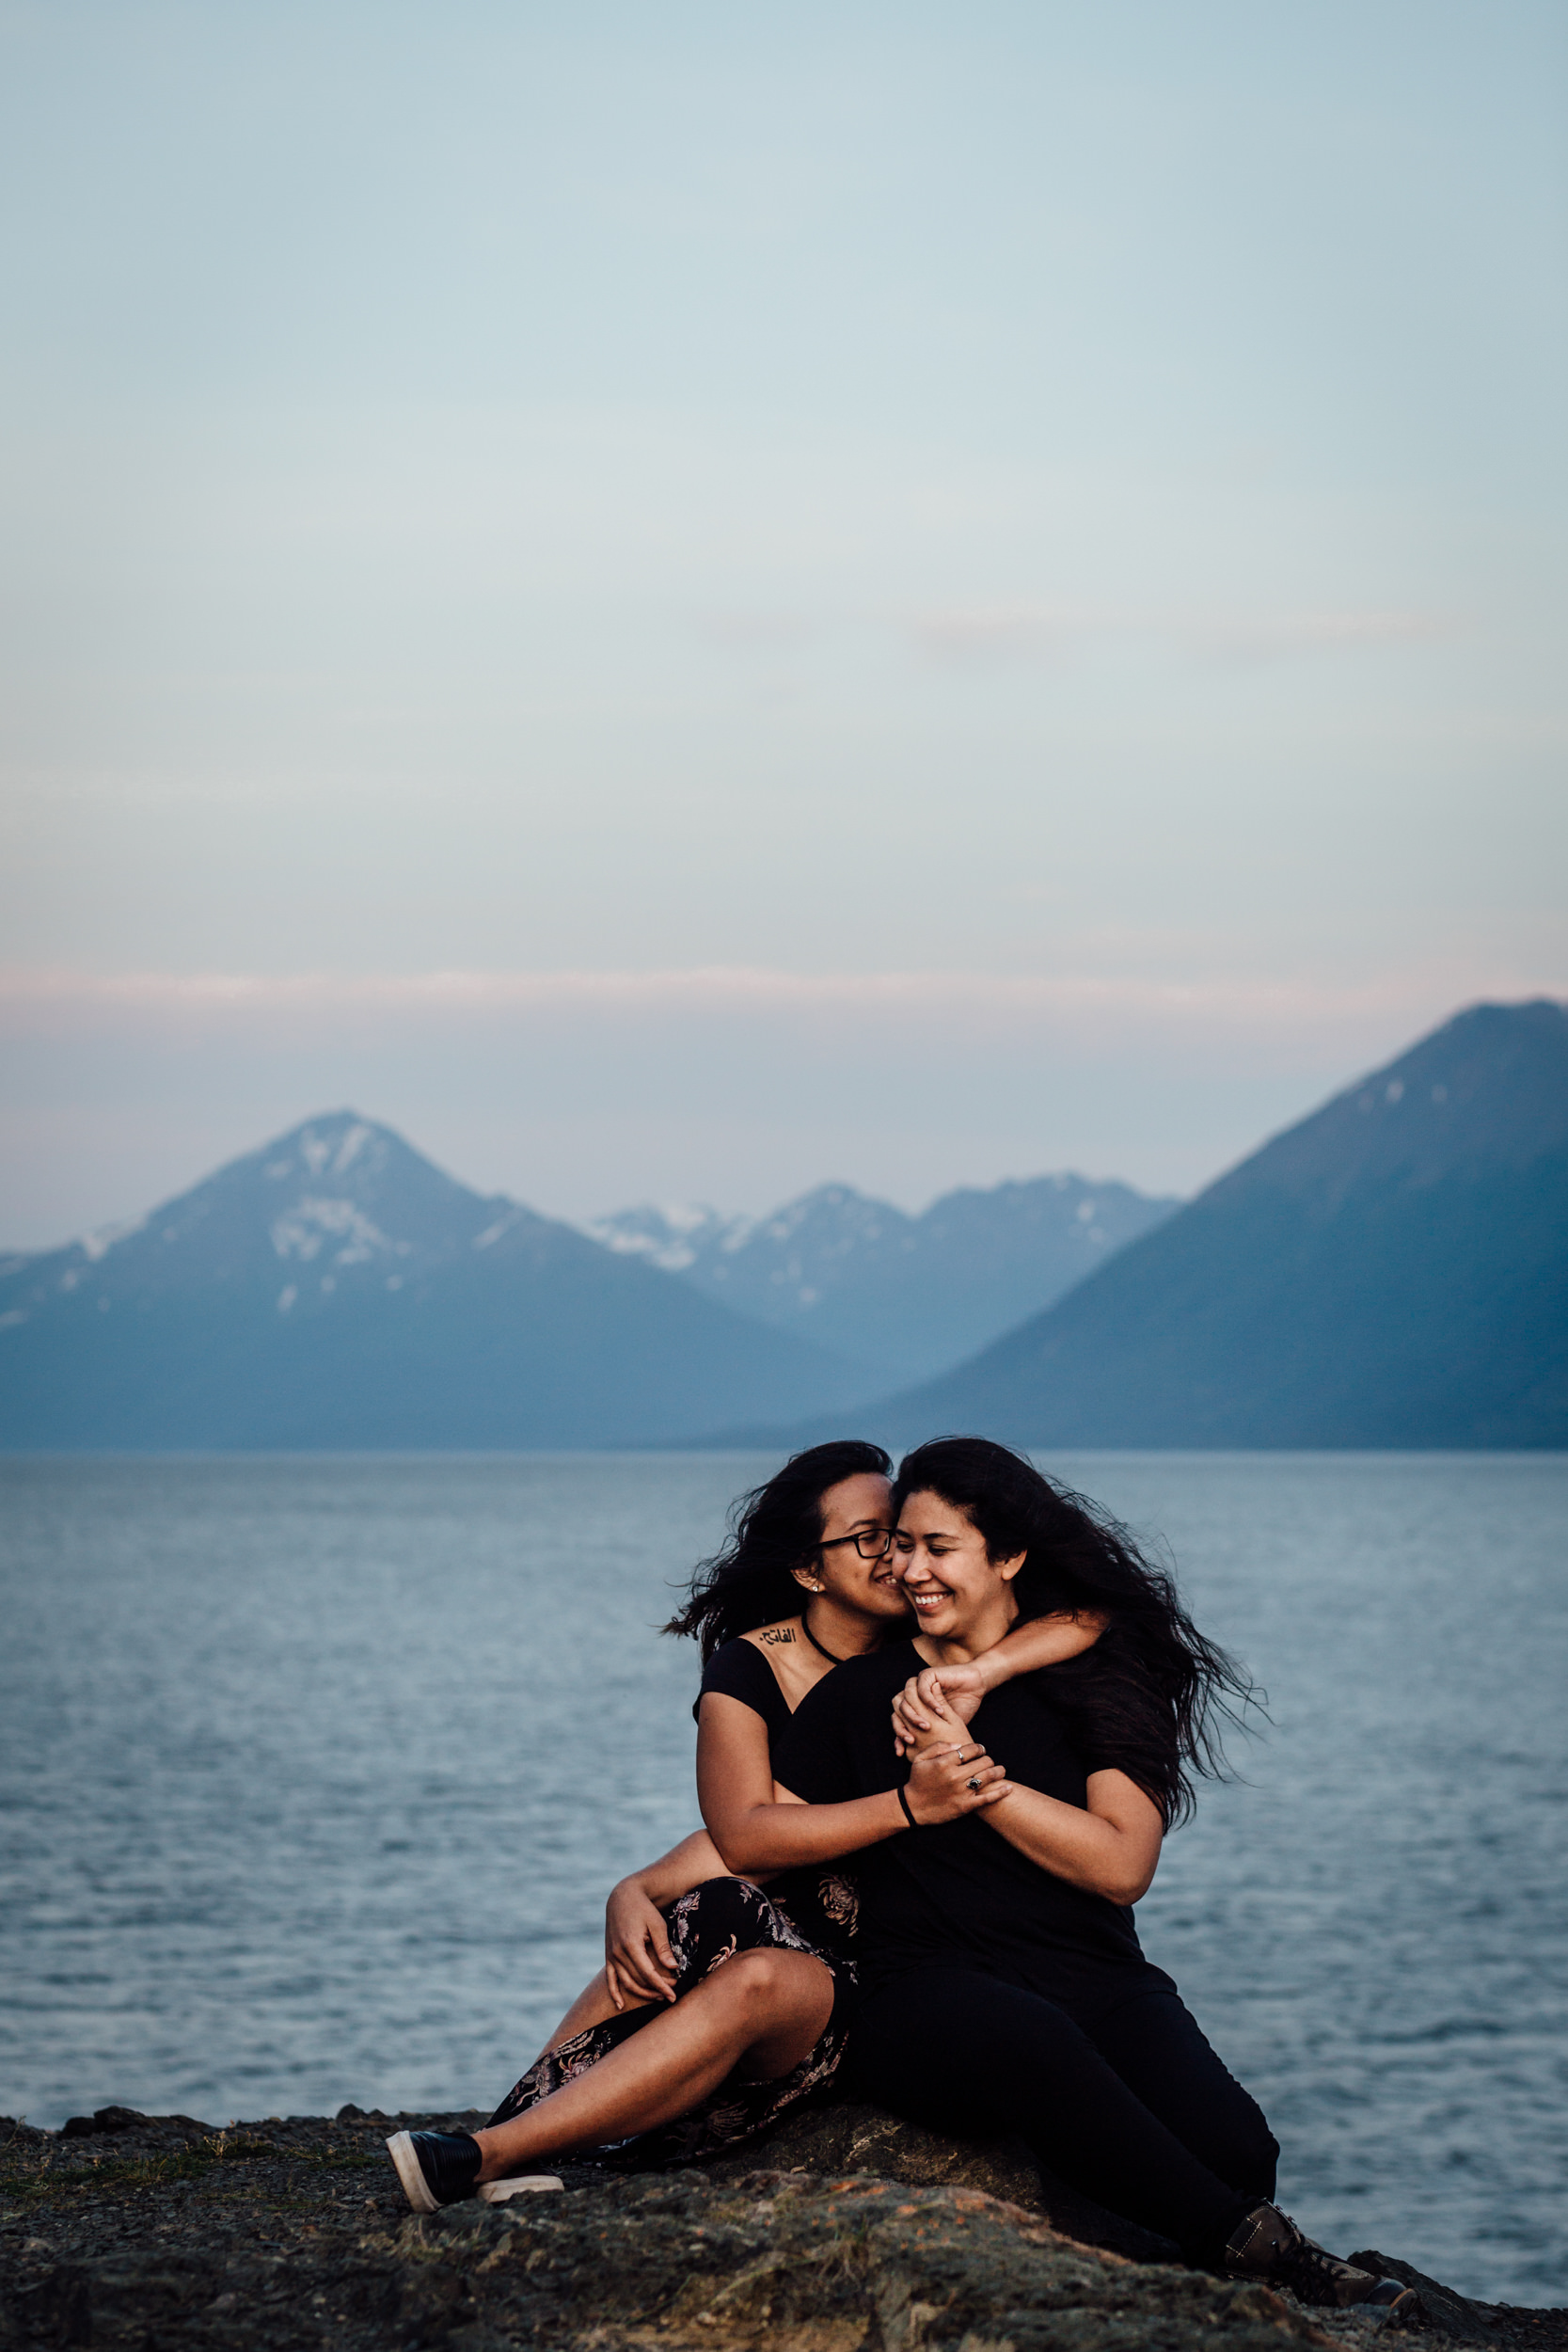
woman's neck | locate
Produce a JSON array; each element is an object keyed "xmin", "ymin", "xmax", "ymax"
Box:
[{"xmin": 802, "ymin": 1596, "xmax": 885, "ymax": 1661}]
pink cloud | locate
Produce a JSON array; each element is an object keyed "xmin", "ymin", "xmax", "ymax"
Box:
[{"xmin": 1, "ymin": 962, "xmax": 1554, "ymax": 1055}]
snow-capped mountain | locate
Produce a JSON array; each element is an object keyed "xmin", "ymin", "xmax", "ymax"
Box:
[
  {"xmin": 584, "ymin": 1173, "xmax": 1180, "ymax": 1380},
  {"xmin": 0, "ymin": 1114, "xmax": 873, "ymax": 1448},
  {"xmin": 0, "ymin": 1117, "xmax": 552, "ymax": 1319}
]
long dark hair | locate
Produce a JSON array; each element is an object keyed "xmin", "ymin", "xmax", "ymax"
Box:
[
  {"xmin": 893, "ymin": 1436, "xmax": 1256, "ymax": 1828},
  {"xmin": 664, "ymin": 1440, "xmax": 895, "ymax": 1662}
]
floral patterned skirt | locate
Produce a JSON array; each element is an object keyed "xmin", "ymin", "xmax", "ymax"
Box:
[{"xmin": 486, "ymin": 1874, "xmax": 854, "ymax": 2169}]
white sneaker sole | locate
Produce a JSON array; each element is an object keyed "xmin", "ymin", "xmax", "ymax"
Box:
[
  {"xmin": 385, "ymin": 2131, "xmax": 440, "ymax": 2214},
  {"xmin": 478, "ymin": 2174, "xmax": 565, "ymax": 2203}
]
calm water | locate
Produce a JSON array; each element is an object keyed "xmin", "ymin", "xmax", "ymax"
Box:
[{"xmin": 1, "ymin": 1453, "xmax": 1564, "ymax": 2304}]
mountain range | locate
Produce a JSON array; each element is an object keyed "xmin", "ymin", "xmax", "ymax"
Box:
[
  {"xmin": 3, "ymin": 997, "xmax": 1561, "ymax": 1449},
  {"xmin": 0, "ymin": 1119, "xmax": 872, "ymax": 1448},
  {"xmin": 583, "ymin": 1175, "xmax": 1176, "ymax": 1380},
  {"xmin": 0, "ymin": 1122, "xmax": 1164, "ymax": 1448},
  {"xmin": 803, "ymin": 998, "xmax": 1568, "ymax": 1450}
]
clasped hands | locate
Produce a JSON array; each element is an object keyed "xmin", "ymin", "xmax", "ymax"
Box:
[
  {"xmin": 895, "ymin": 1665, "xmax": 1013, "ymax": 1826},
  {"xmin": 601, "ymin": 1665, "xmax": 1014, "ymax": 2010}
]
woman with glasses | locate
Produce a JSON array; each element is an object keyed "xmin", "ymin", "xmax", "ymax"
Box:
[{"xmin": 388, "ymin": 1440, "xmax": 1103, "ymax": 2213}]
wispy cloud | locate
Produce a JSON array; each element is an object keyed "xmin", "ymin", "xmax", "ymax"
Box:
[
  {"xmin": 4, "ymin": 964, "xmax": 1561, "ymax": 1245},
  {"xmin": 2, "ymin": 963, "xmax": 1551, "ymax": 1045}
]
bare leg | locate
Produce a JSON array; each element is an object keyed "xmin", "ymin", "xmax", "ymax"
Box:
[
  {"xmin": 473, "ymin": 1947, "xmax": 833, "ymax": 2181},
  {"xmin": 535, "ymin": 1967, "xmax": 661, "ymax": 2059}
]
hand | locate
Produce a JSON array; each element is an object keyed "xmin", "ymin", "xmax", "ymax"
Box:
[
  {"xmin": 903, "ymin": 1733, "xmax": 1012, "ymax": 1824},
  {"xmin": 893, "ymin": 1663, "xmax": 987, "ymax": 1756},
  {"xmin": 604, "ymin": 1880, "xmax": 678, "ymax": 2010}
]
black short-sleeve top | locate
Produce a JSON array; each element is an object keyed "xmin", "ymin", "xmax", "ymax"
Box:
[
  {"xmin": 691, "ymin": 1635, "xmax": 858, "ymax": 1961},
  {"xmin": 774, "ymin": 1638, "xmax": 1162, "ymax": 2010},
  {"xmin": 693, "ymin": 1636, "xmax": 793, "ymax": 1746}
]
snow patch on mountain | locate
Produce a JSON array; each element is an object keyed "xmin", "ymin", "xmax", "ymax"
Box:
[
  {"xmin": 581, "ymin": 1174, "xmax": 1180, "ymax": 1379},
  {"xmin": 269, "ymin": 1199, "xmax": 401, "ymax": 1267},
  {"xmin": 583, "ymin": 1203, "xmax": 751, "ymax": 1273}
]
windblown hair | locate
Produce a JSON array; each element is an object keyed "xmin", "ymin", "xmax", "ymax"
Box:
[
  {"xmin": 664, "ymin": 1440, "xmax": 895, "ymax": 1663},
  {"xmin": 893, "ymin": 1436, "xmax": 1257, "ymax": 1828}
]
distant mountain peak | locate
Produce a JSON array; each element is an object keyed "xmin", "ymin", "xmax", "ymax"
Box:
[
  {"xmin": 261, "ymin": 1112, "xmax": 382, "ymax": 1185},
  {"xmin": 0, "ymin": 1111, "xmax": 876, "ymax": 1447},
  {"xmin": 584, "ymin": 1170, "xmax": 1179, "ymax": 1379},
  {"xmin": 1223, "ymin": 995, "xmax": 1568, "ymax": 1204},
  {"xmin": 0, "ymin": 1110, "xmax": 533, "ymax": 1335},
  {"xmin": 860, "ymin": 996, "xmax": 1568, "ymax": 1451}
]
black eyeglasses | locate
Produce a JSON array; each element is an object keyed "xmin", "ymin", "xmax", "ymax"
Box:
[{"xmin": 819, "ymin": 1528, "xmax": 895, "ymax": 1562}]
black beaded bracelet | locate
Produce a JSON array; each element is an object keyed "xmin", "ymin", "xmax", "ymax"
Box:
[{"xmin": 896, "ymin": 1783, "xmax": 917, "ymax": 1830}]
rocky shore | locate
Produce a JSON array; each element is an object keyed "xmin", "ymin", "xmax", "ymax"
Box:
[{"xmin": 3, "ymin": 2102, "xmax": 1561, "ymax": 2352}]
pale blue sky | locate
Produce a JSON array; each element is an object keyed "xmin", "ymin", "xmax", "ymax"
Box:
[{"xmin": 2, "ymin": 2, "xmax": 1564, "ymax": 1241}]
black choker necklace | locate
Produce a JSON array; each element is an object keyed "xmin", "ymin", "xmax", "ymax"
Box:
[{"xmin": 802, "ymin": 1614, "xmax": 847, "ymax": 1665}]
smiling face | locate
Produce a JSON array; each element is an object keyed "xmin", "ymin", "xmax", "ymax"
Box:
[
  {"xmin": 894, "ymin": 1487, "xmax": 1025, "ymax": 1655},
  {"xmin": 791, "ymin": 1471, "xmax": 907, "ymax": 1624}
]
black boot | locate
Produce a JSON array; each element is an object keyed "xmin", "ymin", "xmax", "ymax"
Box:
[
  {"xmin": 386, "ymin": 2129, "xmax": 483, "ymax": 2212},
  {"xmin": 1224, "ymin": 2204, "xmax": 1421, "ymax": 2318}
]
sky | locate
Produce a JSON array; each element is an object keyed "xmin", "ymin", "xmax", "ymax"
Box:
[{"xmin": 2, "ymin": 0, "xmax": 1564, "ymax": 1245}]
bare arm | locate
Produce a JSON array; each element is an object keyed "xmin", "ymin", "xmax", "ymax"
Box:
[
  {"xmin": 698, "ymin": 1690, "xmax": 1010, "ymax": 1875},
  {"xmin": 980, "ymin": 1608, "xmax": 1111, "ymax": 1686},
  {"xmin": 893, "ymin": 1609, "xmax": 1110, "ymax": 1752},
  {"xmin": 602, "ymin": 1826, "xmax": 737, "ymax": 2010},
  {"xmin": 982, "ymin": 1769, "xmax": 1163, "ymax": 1904},
  {"xmin": 624, "ymin": 1827, "xmax": 733, "ymax": 1906},
  {"xmin": 910, "ymin": 1685, "xmax": 1163, "ymax": 1905}
]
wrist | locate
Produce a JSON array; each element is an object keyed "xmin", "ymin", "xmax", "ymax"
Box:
[
  {"xmin": 895, "ymin": 1782, "xmax": 919, "ymax": 1831},
  {"xmin": 971, "ymin": 1650, "xmax": 1005, "ymax": 1692}
]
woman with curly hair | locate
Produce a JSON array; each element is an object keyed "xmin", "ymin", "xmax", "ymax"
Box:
[
  {"xmin": 760, "ymin": 1437, "xmax": 1413, "ymax": 2318},
  {"xmin": 388, "ymin": 1439, "xmax": 1103, "ymax": 2213}
]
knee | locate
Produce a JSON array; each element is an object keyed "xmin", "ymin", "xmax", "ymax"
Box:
[
  {"xmin": 712, "ymin": 1946, "xmax": 785, "ymax": 1999},
  {"xmin": 713, "ymin": 1946, "xmax": 816, "ymax": 2013}
]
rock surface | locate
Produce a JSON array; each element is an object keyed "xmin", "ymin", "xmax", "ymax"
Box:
[
  {"xmin": 731, "ymin": 2100, "xmax": 1179, "ymax": 2264},
  {"xmin": 3, "ymin": 2106, "xmax": 1561, "ymax": 2352}
]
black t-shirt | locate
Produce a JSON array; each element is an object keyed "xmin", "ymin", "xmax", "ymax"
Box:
[
  {"xmin": 694, "ymin": 1637, "xmax": 793, "ymax": 1745},
  {"xmin": 774, "ymin": 1639, "xmax": 1166, "ymax": 2011},
  {"xmin": 691, "ymin": 1635, "xmax": 857, "ymax": 1960}
]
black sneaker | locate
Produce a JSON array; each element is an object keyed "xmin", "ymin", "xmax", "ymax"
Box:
[
  {"xmin": 1224, "ymin": 2203, "xmax": 1421, "ymax": 2316},
  {"xmin": 386, "ymin": 2129, "xmax": 483, "ymax": 2213}
]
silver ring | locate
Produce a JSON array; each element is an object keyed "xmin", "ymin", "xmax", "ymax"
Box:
[{"xmin": 966, "ymin": 1776, "xmax": 982, "ymax": 1794}]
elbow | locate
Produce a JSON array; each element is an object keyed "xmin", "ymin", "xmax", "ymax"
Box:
[
  {"xmin": 709, "ymin": 1821, "xmax": 768, "ymax": 1876},
  {"xmin": 1094, "ymin": 1857, "xmax": 1157, "ymax": 1905},
  {"xmin": 1078, "ymin": 1844, "xmax": 1158, "ymax": 1905},
  {"xmin": 1106, "ymin": 1871, "xmax": 1155, "ymax": 1906},
  {"xmin": 1079, "ymin": 1870, "xmax": 1148, "ymax": 1906},
  {"xmin": 708, "ymin": 1831, "xmax": 748, "ymax": 1875}
]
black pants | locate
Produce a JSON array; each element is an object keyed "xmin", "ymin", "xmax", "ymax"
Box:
[{"xmin": 851, "ymin": 1965, "xmax": 1277, "ymax": 2261}]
